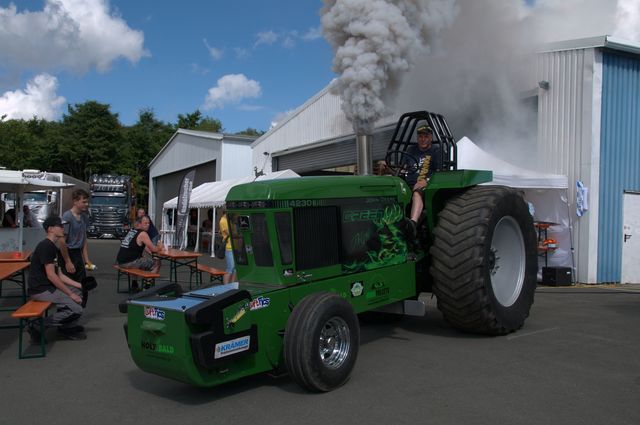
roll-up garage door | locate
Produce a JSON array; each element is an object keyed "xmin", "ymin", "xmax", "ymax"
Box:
[
  {"xmin": 153, "ymin": 160, "xmax": 216, "ymax": 223},
  {"xmin": 275, "ymin": 128, "xmax": 395, "ymax": 174}
]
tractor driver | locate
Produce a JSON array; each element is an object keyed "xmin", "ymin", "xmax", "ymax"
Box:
[{"xmin": 404, "ymin": 125, "xmax": 441, "ymax": 229}]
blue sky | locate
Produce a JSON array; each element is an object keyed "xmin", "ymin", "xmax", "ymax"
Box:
[
  {"xmin": 0, "ymin": 0, "xmax": 335, "ymax": 132},
  {"xmin": 0, "ymin": 0, "xmax": 633, "ymax": 135}
]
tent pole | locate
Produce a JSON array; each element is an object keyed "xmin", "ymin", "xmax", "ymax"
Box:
[
  {"xmin": 17, "ymin": 190, "xmax": 23, "ymax": 251},
  {"xmin": 565, "ymin": 187, "xmax": 577, "ymax": 283},
  {"xmin": 171, "ymin": 209, "xmax": 176, "ymax": 248},
  {"xmin": 195, "ymin": 208, "xmax": 201, "ymax": 252},
  {"xmin": 211, "ymin": 207, "xmax": 217, "ymax": 257},
  {"xmin": 161, "ymin": 208, "xmax": 167, "ymax": 245}
]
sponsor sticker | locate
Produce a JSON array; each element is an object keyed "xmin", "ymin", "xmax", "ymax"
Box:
[
  {"xmin": 215, "ymin": 335, "xmax": 251, "ymax": 359},
  {"xmin": 144, "ymin": 306, "xmax": 165, "ymax": 321},
  {"xmin": 350, "ymin": 281, "xmax": 364, "ymax": 297},
  {"xmin": 141, "ymin": 341, "xmax": 174, "ymax": 354},
  {"xmin": 249, "ymin": 296, "xmax": 270, "ymax": 311}
]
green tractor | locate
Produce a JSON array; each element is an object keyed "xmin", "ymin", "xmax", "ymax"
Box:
[{"xmin": 120, "ymin": 111, "xmax": 537, "ymax": 392}]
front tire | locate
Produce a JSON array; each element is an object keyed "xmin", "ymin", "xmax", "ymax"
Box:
[
  {"xmin": 430, "ymin": 186, "xmax": 537, "ymax": 335},
  {"xmin": 284, "ymin": 292, "xmax": 360, "ymax": 392}
]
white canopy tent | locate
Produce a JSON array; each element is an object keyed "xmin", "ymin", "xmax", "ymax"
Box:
[
  {"xmin": 0, "ymin": 170, "xmax": 75, "ymax": 251},
  {"xmin": 457, "ymin": 137, "xmax": 573, "ymax": 274},
  {"xmin": 162, "ymin": 169, "xmax": 300, "ymax": 253}
]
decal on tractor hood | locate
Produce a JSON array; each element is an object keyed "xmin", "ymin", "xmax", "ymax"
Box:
[
  {"xmin": 144, "ymin": 306, "xmax": 165, "ymax": 321},
  {"xmin": 350, "ymin": 281, "xmax": 364, "ymax": 297},
  {"xmin": 215, "ymin": 335, "xmax": 251, "ymax": 359},
  {"xmin": 141, "ymin": 340, "xmax": 174, "ymax": 354},
  {"xmin": 249, "ymin": 296, "xmax": 270, "ymax": 311}
]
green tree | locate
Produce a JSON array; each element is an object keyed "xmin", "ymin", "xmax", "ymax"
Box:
[
  {"xmin": 176, "ymin": 110, "xmax": 202, "ymax": 129},
  {"xmin": 0, "ymin": 118, "xmax": 67, "ymax": 173},
  {"xmin": 234, "ymin": 127, "xmax": 265, "ymax": 137},
  {"xmin": 176, "ymin": 109, "xmax": 223, "ymax": 132},
  {"xmin": 0, "ymin": 119, "xmax": 34, "ymax": 170},
  {"xmin": 123, "ymin": 109, "xmax": 174, "ymax": 206},
  {"xmin": 197, "ymin": 116, "xmax": 223, "ymax": 132},
  {"xmin": 59, "ymin": 101, "xmax": 123, "ymax": 180}
]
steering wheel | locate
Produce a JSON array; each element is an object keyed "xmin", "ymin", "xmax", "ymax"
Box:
[{"xmin": 384, "ymin": 149, "xmax": 420, "ymax": 178}]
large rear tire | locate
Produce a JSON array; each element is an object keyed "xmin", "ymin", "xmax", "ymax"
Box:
[
  {"xmin": 284, "ymin": 292, "xmax": 360, "ymax": 392},
  {"xmin": 430, "ymin": 186, "xmax": 537, "ymax": 335}
]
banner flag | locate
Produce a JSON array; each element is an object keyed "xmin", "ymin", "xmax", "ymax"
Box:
[{"xmin": 175, "ymin": 169, "xmax": 196, "ymax": 249}]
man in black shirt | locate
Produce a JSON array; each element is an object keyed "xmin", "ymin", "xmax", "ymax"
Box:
[
  {"xmin": 29, "ymin": 216, "xmax": 86, "ymax": 341},
  {"xmin": 117, "ymin": 216, "xmax": 163, "ymax": 274}
]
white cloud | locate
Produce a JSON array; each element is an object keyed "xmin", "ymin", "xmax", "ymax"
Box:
[
  {"xmin": 204, "ymin": 74, "xmax": 262, "ymax": 110},
  {"xmin": 237, "ymin": 104, "xmax": 263, "ymax": 111},
  {"xmin": 302, "ymin": 26, "xmax": 322, "ymax": 41},
  {"xmin": 282, "ymin": 36, "xmax": 296, "ymax": 49},
  {"xmin": 255, "ymin": 30, "xmax": 279, "ymax": 46},
  {"xmin": 203, "ymin": 38, "xmax": 223, "ymax": 60},
  {"xmin": 190, "ymin": 63, "xmax": 210, "ymax": 76},
  {"xmin": 0, "ymin": 0, "xmax": 148, "ymax": 73},
  {"xmin": 234, "ymin": 47, "xmax": 250, "ymax": 59},
  {"xmin": 0, "ymin": 73, "xmax": 65, "ymax": 120},
  {"xmin": 270, "ymin": 109, "xmax": 296, "ymax": 129}
]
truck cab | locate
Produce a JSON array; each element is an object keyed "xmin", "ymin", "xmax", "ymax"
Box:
[{"xmin": 88, "ymin": 174, "xmax": 135, "ymax": 238}]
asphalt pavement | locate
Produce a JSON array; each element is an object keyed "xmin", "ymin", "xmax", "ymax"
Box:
[{"xmin": 0, "ymin": 239, "xmax": 639, "ymax": 425}]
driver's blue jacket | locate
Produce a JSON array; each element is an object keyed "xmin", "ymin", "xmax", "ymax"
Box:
[{"xmin": 403, "ymin": 145, "xmax": 441, "ymax": 187}]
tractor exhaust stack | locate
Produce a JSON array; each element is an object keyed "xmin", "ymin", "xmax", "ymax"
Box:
[{"xmin": 356, "ymin": 133, "xmax": 373, "ymax": 175}]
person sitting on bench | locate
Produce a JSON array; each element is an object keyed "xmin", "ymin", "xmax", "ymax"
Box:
[
  {"xmin": 116, "ymin": 216, "xmax": 164, "ymax": 276},
  {"xmin": 28, "ymin": 216, "xmax": 87, "ymax": 341}
]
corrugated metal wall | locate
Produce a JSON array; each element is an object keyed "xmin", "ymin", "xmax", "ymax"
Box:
[
  {"xmin": 537, "ymin": 47, "xmax": 600, "ymax": 282},
  {"xmin": 150, "ymin": 132, "xmax": 222, "ymax": 178},
  {"xmin": 538, "ymin": 50, "xmax": 588, "ymax": 178},
  {"xmin": 597, "ymin": 51, "xmax": 640, "ymax": 282},
  {"xmin": 253, "ymin": 87, "xmax": 353, "ymax": 173},
  {"xmin": 220, "ymin": 139, "xmax": 253, "ymax": 180}
]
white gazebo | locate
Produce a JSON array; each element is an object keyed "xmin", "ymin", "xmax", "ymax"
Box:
[{"xmin": 162, "ymin": 170, "xmax": 299, "ymax": 254}]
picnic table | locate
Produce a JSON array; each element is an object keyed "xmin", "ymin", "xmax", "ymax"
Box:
[{"xmin": 155, "ymin": 248, "xmax": 202, "ymax": 284}]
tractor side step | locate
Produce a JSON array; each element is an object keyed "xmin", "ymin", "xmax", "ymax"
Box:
[{"xmin": 372, "ymin": 299, "xmax": 426, "ymax": 317}]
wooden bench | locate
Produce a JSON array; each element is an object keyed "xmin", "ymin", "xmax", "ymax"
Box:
[
  {"xmin": 188, "ymin": 263, "xmax": 226, "ymax": 288},
  {"xmin": 114, "ymin": 265, "xmax": 161, "ymax": 293},
  {"xmin": 11, "ymin": 300, "xmax": 52, "ymax": 359}
]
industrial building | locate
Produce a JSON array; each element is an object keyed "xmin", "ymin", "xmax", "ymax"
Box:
[
  {"xmin": 148, "ymin": 129, "xmax": 255, "ymax": 226},
  {"xmin": 250, "ymin": 35, "xmax": 640, "ymax": 284},
  {"xmin": 147, "ymin": 35, "xmax": 640, "ymax": 284}
]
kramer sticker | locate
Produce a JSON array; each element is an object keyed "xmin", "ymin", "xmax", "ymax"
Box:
[
  {"xmin": 350, "ymin": 281, "xmax": 364, "ymax": 297},
  {"xmin": 249, "ymin": 296, "xmax": 270, "ymax": 311},
  {"xmin": 143, "ymin": 306, "xmax": 165, "ymax": 321},
  {"xmin": 215, "ymin": 335, "xmax": 251, "ymax": 359}
]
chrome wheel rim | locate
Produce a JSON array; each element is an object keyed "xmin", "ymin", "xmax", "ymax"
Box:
[
  {"xmin": 319, "ymin": 316, "xmax": 350, "ymax": 369},
  {"xmin": 490, "ymin": 216, "xmax": 526, "ymax": 307}
]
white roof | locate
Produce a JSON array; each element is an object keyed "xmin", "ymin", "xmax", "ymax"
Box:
[
  {"xmin": 541, "ymin": 35, "xmax": 640, "ymax": 56},
  {"xmin": 163, "ymin": 169, "xmax": 300, "ymax": 209},
  {"xmin": 0, "ymin": 170, "xmax": 74, "ymax": 192},
  {"xmin": 457, "ymin": 137, "xmax": 568, "ymax": 189}
]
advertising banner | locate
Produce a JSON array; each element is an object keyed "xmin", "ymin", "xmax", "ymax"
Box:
[{"xmin": 175, "ymin": 169, "xmax": 196, "ymax": 249}]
